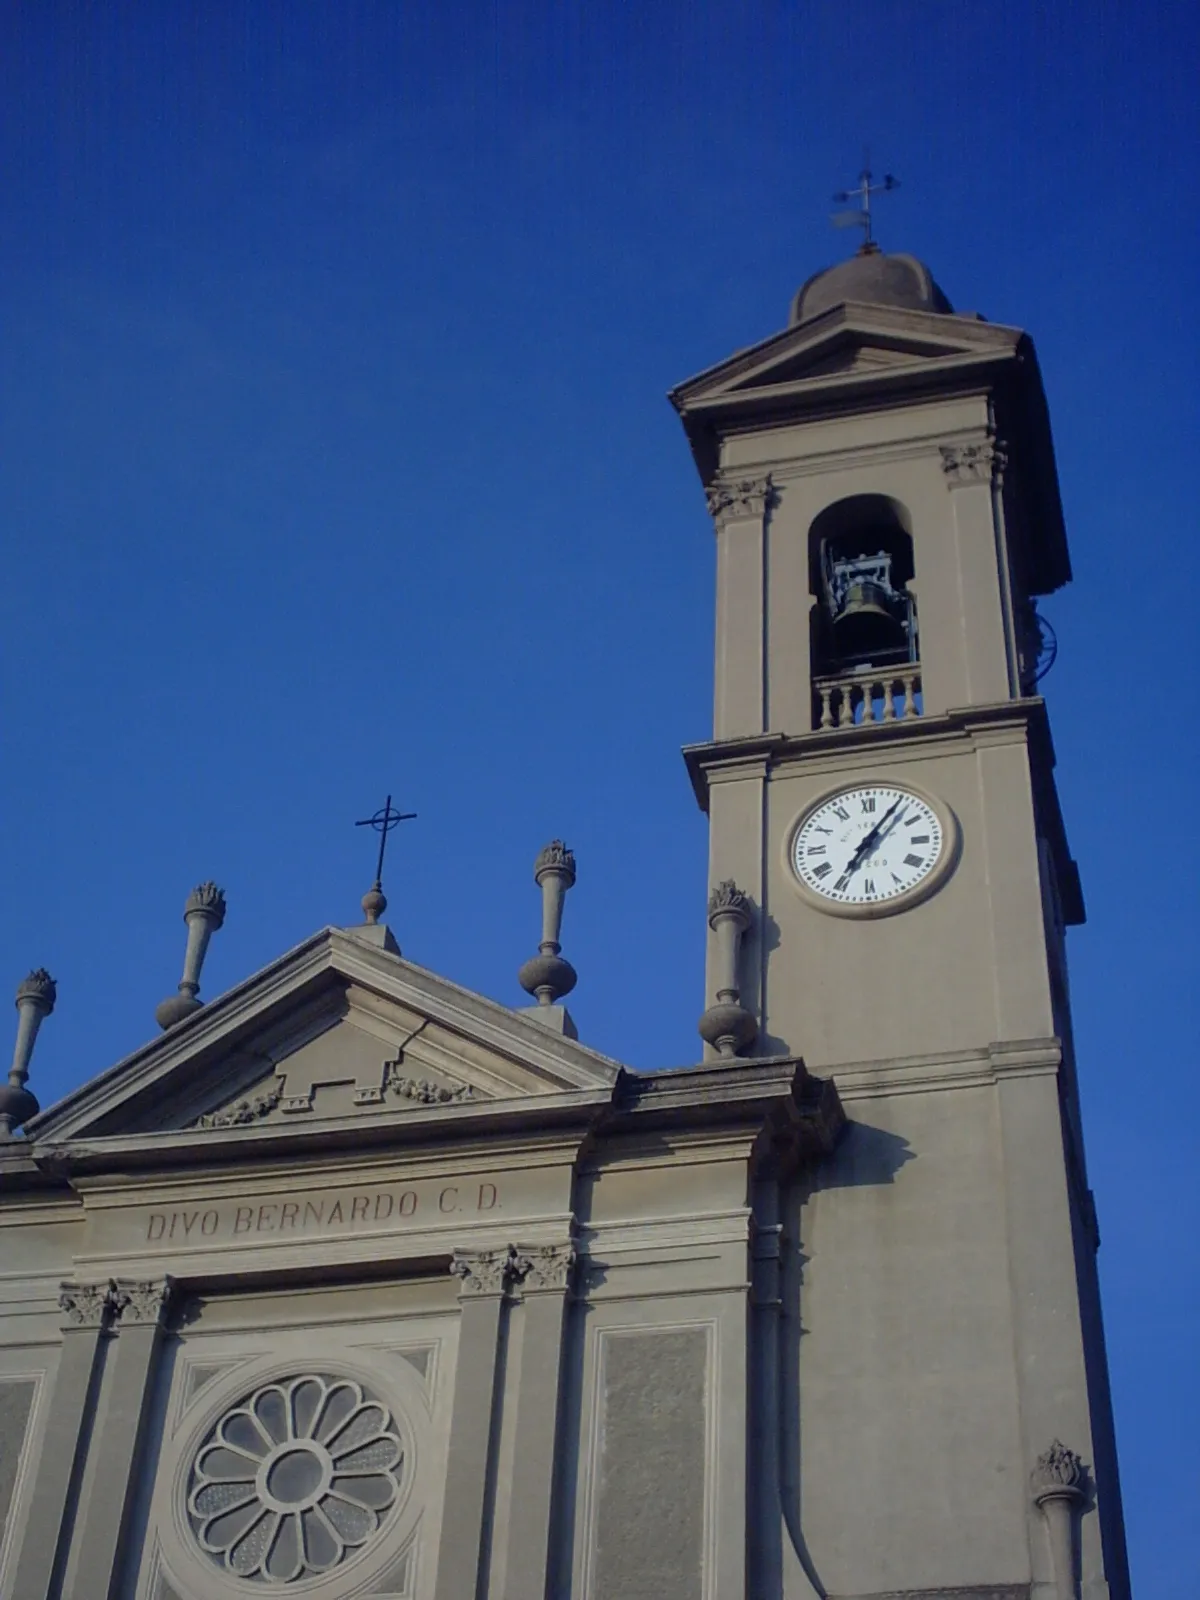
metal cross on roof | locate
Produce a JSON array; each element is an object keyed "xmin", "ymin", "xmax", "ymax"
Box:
[
  {"xmin": 355, "ymin": 794, "xmax": 417, "ymax": 894},
  {"xmin": 831, "ymin": 154, "xmax": 899, "ymax": 250}
]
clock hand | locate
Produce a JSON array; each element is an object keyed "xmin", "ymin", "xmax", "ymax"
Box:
[{"xmin": 843, "ymin": 797, "xmax": 905, "ymax": 876}]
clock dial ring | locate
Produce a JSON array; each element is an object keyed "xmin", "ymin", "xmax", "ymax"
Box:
[{"xmin": 785, "ymin": 781, "xmax": 958, "ymax": 919}]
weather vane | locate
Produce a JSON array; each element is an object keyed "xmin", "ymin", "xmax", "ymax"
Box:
[
  {"xmin": 831, "ymin": 151, "xmax": 899, "ymax": 251},
  {"xmin": 355, "ymin": 794, "xmax": 416, "ymax": 923}
]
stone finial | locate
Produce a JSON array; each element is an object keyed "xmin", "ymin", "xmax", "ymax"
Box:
[
  {"xmin": 155, "ymin": 883, "xmax": 226, "ymax": 1031},
  {"xmin": 518, "ymin": 840, "xmax": 578, "ymax": 1007},
  {"xmin": 697, "ymin": 880, "xmax": 757, "ymax": 1058},
  {"xmin": 0, "ymin": 969, "xmax": 57, "ymax": 1138},
  {"xmin": 1031, "ymin": 1440, "xmax": 1088, "ymax": 1600}
]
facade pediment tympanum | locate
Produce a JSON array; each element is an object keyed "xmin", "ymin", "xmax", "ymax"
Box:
[{"xmin": 26, "ymin": 926, "xmax": 624, "ymax": 1157}]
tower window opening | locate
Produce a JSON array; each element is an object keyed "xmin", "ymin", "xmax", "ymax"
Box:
[{"xmin": 809, "ymin": 496, "xmax": 917, "ymax": 678}]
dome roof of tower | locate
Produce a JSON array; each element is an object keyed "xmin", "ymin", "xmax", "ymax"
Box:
[{"xmin": 790, "ymin": 248, "xmax": 953, "ymax": 325}]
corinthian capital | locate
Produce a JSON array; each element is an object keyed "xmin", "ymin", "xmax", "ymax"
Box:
[
  {"xmin": 59, "ymin": 1279, "xmax": 123, "ymax": 1330},
  {"xmin": 939, "ymin": 438, "xmax": 1008, "ymax": 488},
  {"xmin": 113, "ymin": 1276, "xmax": 175, "ymax": 1328},
  {"xmin": 450, "ymin": 1246, "xmax": 519, "ymax": 1297},
  {"xmin": 705, "ymin": 474, "xmax": 776, "ymax": 528}
]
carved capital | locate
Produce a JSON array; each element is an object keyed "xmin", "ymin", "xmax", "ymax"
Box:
[
  {"xmin": 533, "ymin": 840, "xmax": 576, "ymax": 887},
  {"xmin": 512, "ymin": 1242, "xmax": 576, "ymax": 1294},
  {"xmin": 939, "ymin": 438, "xmax": 1007, "ymax": 488},
  {"xmin": 114, "ymin": 1276, "xmax": 175, "ymax": 1328},
  {"xmin": 1031, "ymin": 1438, "xmax": 1087, "ymax": 1504},
  {"xmin": 705, "ymin": 473, "xmax": 776, "ymax": 528},
  {"xmin": 450, "ymin": 1246, "xmax": 519, "ymax": 1297},
  {"xmin": 59, "ymin": 1279, "xmax": 123, "ymax": 1330}
]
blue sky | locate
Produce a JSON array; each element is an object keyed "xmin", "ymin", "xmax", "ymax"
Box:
[{"xmin": 1, "ymin": 3, "xmax": 1196, "ymax": 1592}]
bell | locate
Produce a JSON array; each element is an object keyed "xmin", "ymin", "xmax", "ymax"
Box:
[{"xmin": 831, "ymin": 578, "xmax": 907, "ymax": 661}]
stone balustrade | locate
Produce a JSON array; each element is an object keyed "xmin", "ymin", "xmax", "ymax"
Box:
[{"xmin": 813, "ymin": 667, "xmax": 923, "ymax": 730}]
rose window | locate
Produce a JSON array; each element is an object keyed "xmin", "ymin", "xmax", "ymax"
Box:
[{"xmin": 187, "ymin": 1374, "xmax": 403, "ymax": 1584}]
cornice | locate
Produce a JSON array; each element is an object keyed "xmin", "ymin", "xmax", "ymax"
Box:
[
  {"xmin": 682, "ymin": 699, "xmax": 1052, "ymax": 811},
  {"xmin": 825, "ymin": 1037, "xmax": 1064, "ymax": 1102}
]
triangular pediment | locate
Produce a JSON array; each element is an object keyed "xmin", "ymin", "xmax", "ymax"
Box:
[
  {"xmin": 671, "ymin": 302, "xmax": 1023, "ymax": 417},
  {"xmin": 27, "ymin": 927, "xmax": 623, "ymax": 1155}
]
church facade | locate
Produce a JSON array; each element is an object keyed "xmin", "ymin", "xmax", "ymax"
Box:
[{"xmin": 0, "ymin": 248, "xmax": 1129, "ymax": 1600}]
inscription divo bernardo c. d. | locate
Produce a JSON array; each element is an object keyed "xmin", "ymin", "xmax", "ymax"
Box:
[{"xmin": 145, "ymin": 1181, "xmax": 500, "ymax": 1243}]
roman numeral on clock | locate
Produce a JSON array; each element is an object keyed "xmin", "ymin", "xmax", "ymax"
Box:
[
  {"xmin": 904, "ymin": 853, "xmax": 924, "ymax": 868},
  {"xmin": 813, "ymin": 862, "xmax": 833, "ymax": 879}
]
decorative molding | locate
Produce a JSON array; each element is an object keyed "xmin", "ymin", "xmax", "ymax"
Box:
[
  {"xmin": 533, "ymin": 839, "xmax": 576, "ymax": 885},
  {"xmin": 184, "ymin": 881, "xmax": 227, "ymax": 923},
  {"xmin": 115, "ymin": 1277, "xmax": 175, "ymax": 1328},
  {"xmin": 704, "ymin": 473, "xmax": 776, "ymax": 528},
  {"xmin": 192, "ymin": 1081, "xmax": 282, "ymax": 1129},
  {"xmin": 939, "ymin": 438, "xmax": 1008, "ymax": 487},
  {"xmin": 449, "ymin": 1246, "xmax": 520, "ymax": 1297},
  {"xmin": 59, "ymin": 1279, "xmax": 123, "ymax": 1329},
  {"xmin": 1031, "ymin": 1439, "xmax": 1087, "ymax": 1504},
  {"xmin": 512, "ymin": 1243, "xmax": 576, "ymax": 1293},
  {"xmin": 707, "ymin": 878, "xmax": 752, "ymax": 928},
  {"xmin": 387, "ymin": 1067, "xmax": 474, "ymax": 1106}
]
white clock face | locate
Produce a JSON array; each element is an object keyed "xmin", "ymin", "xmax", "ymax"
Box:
[{"xmin": 792, "ymin": 785, "xmax": 945, "ymax": 908}]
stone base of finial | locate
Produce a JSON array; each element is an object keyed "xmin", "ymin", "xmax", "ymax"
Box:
[
  {"xmin": 0, "ymin": 1085, "xmax": 39, "ymax": 1138},
  {"xmin": 517, "ymin": 1003, "xmax": 578, "ymax": 1040},
  {"xmin": 155, "ymin": 992, "xmax": 203, "ymax": 1031},
  {"xmin": 698, "ymin": 1000, "xmax": 758, "ymax": 1058},
  {"xmin": 518, "ymin": 952, "xmax": 577, "ymax": 1006},
  {"xmin": 347, "ymin": 922, "xmax": 401, "ymax": 956}
]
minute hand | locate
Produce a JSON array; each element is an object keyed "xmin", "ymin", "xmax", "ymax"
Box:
[{"xmin": 844, "ymin": 797, "xmax": 905, "ymax": 876}]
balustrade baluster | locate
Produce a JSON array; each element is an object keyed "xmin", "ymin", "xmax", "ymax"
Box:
[
  {"xmin": 900, "ymin": 673, "xmax": 915, "ymax": 718},
  {"xmin": 882, "ymin": 679, "xmax": 896, "ymax": 720},
  {"xmin": 819, "ymin": 685, "xmax": 833, "ymax": 729},
  {"xmin": 838, "ymin": 686, "xmax": 853, "ymax": 728},
  {"xmin": 861, "ymin": 679, "xmax": 876, "ymax": 723}
]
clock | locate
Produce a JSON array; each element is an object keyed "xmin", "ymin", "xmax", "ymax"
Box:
[{"xmin": 788, "ymin": 783, "xmax": 956, "ymax": 917}]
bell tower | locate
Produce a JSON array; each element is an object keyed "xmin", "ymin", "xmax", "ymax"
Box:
[{"xmin": 672, "ymin": 249, "xmax": 1130, "ymax": 1599}]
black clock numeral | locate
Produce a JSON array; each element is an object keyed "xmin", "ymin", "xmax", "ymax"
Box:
[
  {"xmin": 860, "ymin": 796, "xmax": 876, "ymax": 814},
  {"xmin": 903, "ymin": 853, "xmax": 924, "ymax": 868},
  {"xmin": 807, "ymin": 845, "xmax": 827, "ymax": 856},
  {"xmin": 909, "ymin": 834, "xmax": 930, "ymax": 844},
  {"xmin": 905, "ymin": 815, "xmax": 922, "ymax": 827},
  {"xmin": 813, "ymin": 862, "xmax": 833, "ymax": 879},
  {"xmin": 813, "ymin": 826, "xmax": 832, "ymax": 836},
  {"xmin": 863, "ymin": 878, "xmax": 876, "ymax": 895},
  {"xmin": 891, "ymin": 872, "xmax": 903, "ymax": 886},
  {"xmin": 832, "ymin": 805, "xmax": 850, "ymax": 822},
  {"xmin": 834, "ymin": 873, "xmax": 852, "ymax": 893}
]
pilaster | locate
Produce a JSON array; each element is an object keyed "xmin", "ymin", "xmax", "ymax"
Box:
[
  {"xmin": 434, "ymin": 1247, "xmax": 521, "ymax": 1600},
  {"xmin": 708, "ymin": 474, "xmax": 775, "ymax": 740},
  {"xmin": 500, "ymin": 1243, "xmax": 577, "ymax": 1600},
  {"xmin": 9, "ymin": 1281, "xmax": 120, "ymax": 1600},
  {"xmin": 69, "ymin": 1277, "xmax": 173, "ymax": 1600}
]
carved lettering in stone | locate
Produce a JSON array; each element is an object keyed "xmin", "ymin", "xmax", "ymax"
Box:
[
  {"xmin": 450, "ymin": 1246, "xmax": 518, "ymax": 1296},
  {"xmin": 115, "ymin": 1277, "xmax": 174, "ymax": 1327},
  {"xmin": 59, "ymin": 1280, "xmax": 122, "ymax": 1329},
  {"xmin": 512, "ymin": 1243, "xmax": 576, "ymax": 1293},
  {"xmin": 705, "ymin": 473, "xmax": 776, "ymax": 528},
  {"xmin": 939, "ymin": 439, "xmax": 1008, "ymax": 487}
]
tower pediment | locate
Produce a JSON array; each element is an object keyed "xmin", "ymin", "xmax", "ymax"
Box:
[
  {"xmin": 671, "ymin": 301, "xmax": 1024, "ymax": 427},
  {"xmin": 25, "ymin": 926, "xmax": 623, "ymax": 1165}
]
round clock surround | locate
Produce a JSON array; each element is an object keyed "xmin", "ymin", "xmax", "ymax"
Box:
[{"xmin": 785, "ymin": 779, "xmax": 959, "ymax": 919}]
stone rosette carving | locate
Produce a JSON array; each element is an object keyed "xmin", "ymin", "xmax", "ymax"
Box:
[
  {"xmin": 59, "ymin": 1279, "xmax": 123, "ymax": 1329},
  {"xmin": 705, "ymin": 473, "xmax": 776, "ymax": 528},
  {"xmin": 939, "ymin": 438, "xmax": 1008, "ymax": 487},
  {"xmin": 512, "ymin": 1243, "xmax": 577, "ymax": 1293},
  {"xmin": 449, "ymin": 1246, "xmax": 521, "ymax": 1297},
  {"xmin": 193, "ymin": 1082, "xmax": 283, "ymax": 1130},
  {"xmin": 186, "ymin": 1372, "xmax": 403, "ymax": 1584},
  {"xmin": 1031, "ymin": 1438, "xmax": 1087, "ymax": 1504}
]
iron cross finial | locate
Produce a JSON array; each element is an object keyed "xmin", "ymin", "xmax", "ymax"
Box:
[
  {"xmin": 831, "ymin": 151, "xmax": 899, "ymax": 251},
  {"xmin": 355, "ymin": 794, "xmax": 417, "ymax": 924}
]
